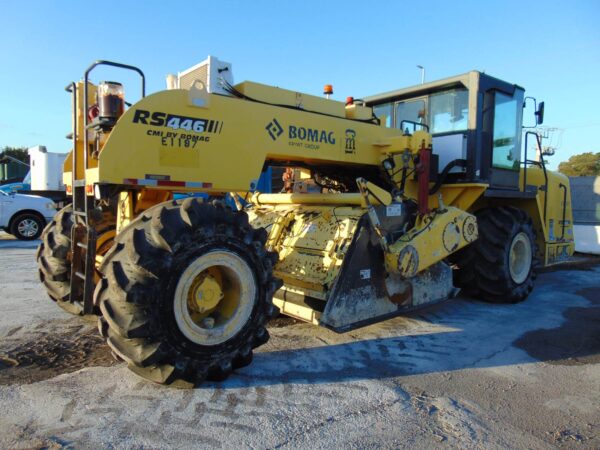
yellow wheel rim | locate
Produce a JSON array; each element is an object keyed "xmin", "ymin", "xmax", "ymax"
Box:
[
  {"xmin": 509, "ymin": 232, "xmax": 532, "ymax": 284},
  {"xmin": 174, "ymin": 250, "xmax": 256, "ymax": 346}
]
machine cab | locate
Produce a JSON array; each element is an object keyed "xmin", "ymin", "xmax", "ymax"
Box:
[{"xmin": 365, "ymin": 72, "xmax": 529, "ymax": 195}]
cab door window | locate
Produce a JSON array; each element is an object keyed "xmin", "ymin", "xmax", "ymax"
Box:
[{"xmin": 492, "ymin": 92, "xmax": 522, "ymax": 171}]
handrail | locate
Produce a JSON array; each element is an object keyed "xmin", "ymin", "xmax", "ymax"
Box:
[
  {"xmin": 83, "ymin": 60, "xmax": 146, "ymax": 175},
  {"xmin": 400, "ymin": 119, "xmax": 429, "ymax": 133},
  {"xmin": 67, "ymin": 82, "xmax": 77, "ymax": 191},
  {"xmin": 558, "ymin": 183, "xmax": 567, "ymax": 240},
  {"xmin": 523, "ymin": 131, "xmax": 548, "ymax": 223}
]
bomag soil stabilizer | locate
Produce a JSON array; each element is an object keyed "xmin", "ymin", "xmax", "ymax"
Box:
[{"xmin": 37, "ymin": 57, "xmax": 575, "ymax": 386}]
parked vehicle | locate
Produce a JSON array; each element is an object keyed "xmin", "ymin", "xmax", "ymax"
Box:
[
  {"xmin": 0, "ymin": 171, "xmax": 31, "ymax": 194},
  {"xmin": 0, "ymin": 190, "xmax": 57, "ymax": 240}
]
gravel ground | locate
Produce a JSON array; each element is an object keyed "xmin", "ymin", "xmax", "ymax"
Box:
[{"xmin": 0, "ymin": 231, "xmax": 599, "ymax": 449}]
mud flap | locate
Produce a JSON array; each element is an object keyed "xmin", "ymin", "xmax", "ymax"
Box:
[{"xmin": 320, "ymin": 216, "xmax": 457, "ymax": 332}]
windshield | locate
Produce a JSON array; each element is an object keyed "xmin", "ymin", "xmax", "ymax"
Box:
[
  {"xmin": 429, "ymin": 88, "xmax": 469, "ymax": 134},
  {"xmin": 372, "ymin": 87, "xmax": 469, "ymax": 135}
]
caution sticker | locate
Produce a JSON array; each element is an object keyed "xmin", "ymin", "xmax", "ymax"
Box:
[{"xmin": 386, "ymin": 204, "xmax": 403, "ymax": 217}]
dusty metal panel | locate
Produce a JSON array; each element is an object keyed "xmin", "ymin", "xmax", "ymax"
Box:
[
  {"xmin": 320, "ymin": 216, "xmax": 396, "ymax": 330},
  {"xmin": 320, "ymin": 212, "xmax": 457, "ymax": 332},
  {"xmin": 569, "ymin": 176, "xmax": 600, "ymax": 224},
  {"xmin": 248, "ymin": 204, "xmax": 364, "ymax": 294},
  {"xmin": 249, "ymin": 203, "xmax": 457, "ymax": 332}
]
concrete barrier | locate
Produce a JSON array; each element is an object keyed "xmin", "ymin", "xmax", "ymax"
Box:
[{"xmin": 570, "ymin": 176, "xmax": 600, "ymax": 254}]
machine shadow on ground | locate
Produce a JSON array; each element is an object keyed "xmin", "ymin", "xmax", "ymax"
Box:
[{"xmin": 205, "ymin": 271, "xmax": 600, "ymax": 390}]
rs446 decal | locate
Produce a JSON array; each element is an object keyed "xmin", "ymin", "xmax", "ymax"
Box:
[{"xmin": 133, "ymin": 109, "xmax": 223, "ymax": 134}]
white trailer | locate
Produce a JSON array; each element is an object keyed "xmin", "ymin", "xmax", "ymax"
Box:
[{"xmin": 28, "ymin": 146, "xmax": 67, "ymax": 191}]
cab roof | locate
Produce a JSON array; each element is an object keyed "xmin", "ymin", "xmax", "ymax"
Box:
[{"xmin": 364, "ymin": 71, "xmax": 524, "ymax": 105}]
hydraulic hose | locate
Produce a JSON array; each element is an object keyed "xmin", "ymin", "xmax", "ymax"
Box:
[{"xmin": 428, "ymin": 159, "xmax": 467, "ymax": 195}]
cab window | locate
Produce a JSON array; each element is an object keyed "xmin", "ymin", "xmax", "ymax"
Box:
[
  {"xmin": 373, "ymin": 103, "xmax": 392, "ymax": 127},
  {"xmin": 395, "ymin": 99, "xmax": 426, "ymax": 131},
  {"xmin": 492, "ymin": 92, "xmax": 521, "ymax": 171},
  {"xmin": 429, "ymin": 88, "xmax": 468, "ymax": 134}
]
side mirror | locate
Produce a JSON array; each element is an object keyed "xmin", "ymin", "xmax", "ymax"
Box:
[{"xmin": 535, "ymin": 101, "xmax": 544, "ymax": 125}]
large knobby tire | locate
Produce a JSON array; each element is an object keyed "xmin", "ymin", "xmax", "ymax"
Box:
[
  {"xmin": 453, "ymin": 206, "xmax": 538, "ymax": 303},
  {"xmin": 37, "ymin": 205, "xmax": 116, "ymax": 316},
  {"xmin": 95, "ymin": 198, "xmax": 280, "ymax": 387},
  {"xmin": 36, "ymin": 205, "xmax": 84, "ymax": 315},
  {"xmin": 11, "ymin": 212, "xmax": 44, "ymax": 240}
]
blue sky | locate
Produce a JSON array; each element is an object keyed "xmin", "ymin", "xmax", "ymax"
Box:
[{"xmin": 0, "ymin": 0, "xmax": 598, "ymax": 169}]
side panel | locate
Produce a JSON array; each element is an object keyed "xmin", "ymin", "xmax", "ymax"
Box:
[
  {"xmin": 522, "ymin": 168, "xmax": 575, "ymax": 264},
  {"xmin": 474, "ymin": 167, "xmax": 575, "ymax": 265},
  {"xmin": 248, "ymin": 204, "xmax": 365, "ymax": 299},
  {"xmin": 94, "ymin": 89, "xmax": 408, "ymax": 192},
  {"xmin": 249, "ymin": 203, "xmax": 457, "ymax": 331},
  {"xmin": 321, "ymin": 216, "xmax": 456, "ymax": 332}
]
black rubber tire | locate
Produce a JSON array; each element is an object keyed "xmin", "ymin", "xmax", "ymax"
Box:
[
  {"xmin": 10, "ymin": 212, "xmax": 44, "ymax": 240},
  {"xmin": 95, "ymin": 198, "xmax": 280, "ymax": 387},
  {"xmin": 37, "ymin": 205, "xmax": 116, "ymax": 316},
  {"xmin": 453, "ymin": 206, "xmax": 538, "ymax": 303},
  {"xmin": 36, "ymin": 205, "xmax": 84, "ymax": 315}
]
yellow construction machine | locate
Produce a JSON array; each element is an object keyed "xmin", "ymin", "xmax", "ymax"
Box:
[{"xmin": 37, "ymin": 57, "xmax": 574, "ymax": 386}]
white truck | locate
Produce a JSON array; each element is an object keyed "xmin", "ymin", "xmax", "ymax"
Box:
[
  {"xmin": 0, "ymin": 146, "xmax": 68, "ymax": 203},
  {"xmin": 0, "ymin": 190, "xmax": 57, "ymax": 240}
]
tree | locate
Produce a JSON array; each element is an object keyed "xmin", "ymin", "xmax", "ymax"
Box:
[
  {"xmin": 558, "ymin": 152, "xmax": 600, "ymax": 177},
  {"xmin": 0, "ymin": 146, "xmax": 29, "ymax": 164}
]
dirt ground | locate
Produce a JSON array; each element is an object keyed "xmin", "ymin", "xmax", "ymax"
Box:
[{"xmin": 0, "ymin": 231, "xmax": 599, "ymax": 449}]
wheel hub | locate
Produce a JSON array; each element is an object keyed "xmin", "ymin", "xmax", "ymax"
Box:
[
  {"xmin": 187, "ymin": 273, "xmax": 224, "ymax": 315},
  {"xmin": 18, "ymin": 219, "xmax": 38, "ymax": 237},
  {"xmin": 509, "ymin": 232, "xmax": 532, "ymax": 285},
  {"xmin": 174, "ymin": 250, "xmax": 256, "ymax": 346}
]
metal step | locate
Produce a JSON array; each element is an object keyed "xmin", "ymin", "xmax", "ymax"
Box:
[{"xmin": 69, "ymin": 224, "xmax": 97, "ymax": 315}]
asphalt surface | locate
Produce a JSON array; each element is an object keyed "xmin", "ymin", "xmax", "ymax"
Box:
[{"xmin": 0, "ymin": 232, "xmax": 599, "ymax": 449}]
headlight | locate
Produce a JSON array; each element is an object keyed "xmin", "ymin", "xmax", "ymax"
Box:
[
  {"xmin": 45, "ymin": 201, "xmax": 57, "ymax": 210},
  {"xmin": 382, "ymin": 157, "xmax": 395, "ymax": 171}
]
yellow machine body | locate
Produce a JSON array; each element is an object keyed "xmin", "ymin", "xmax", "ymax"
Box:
[
  {"xmin": 36, "ymin": 60, "xmax": 582, "ymax": 387},
  {"xmin": 65, "ymin": 85, "xmax": 428, "ymax": 193},
  {"xmin": 385, "ymin": 206, "xmax": 478, "ymax": 277},
  {"xmin": 61, "ymin": 73, "xmax": 574, "ymax": 330}
]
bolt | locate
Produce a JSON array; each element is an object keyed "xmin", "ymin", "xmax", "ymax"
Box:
[{"xmin": 201, "ymin": 317, "xmax": 215, "ymax": 329}]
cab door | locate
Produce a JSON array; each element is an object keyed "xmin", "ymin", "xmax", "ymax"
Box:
[{"xmin": 484, "ymin": 89, "xmax": 525, "ymax": 190}]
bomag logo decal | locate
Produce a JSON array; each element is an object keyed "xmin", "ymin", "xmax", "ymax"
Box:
[
  {"xmin": 289, "ymin": 126, "xmax": 335, "ymax": 144},
  {"xmin": 266, "ymin": 118, "xmax": 336, "ymax": 150},
  {"xmin": 133, "ymin": 109, "xmax": 222, "ymax": 148},
  {"xmin": 266, "ymin": 118, "xmax": 284, "ymax": 141}
]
